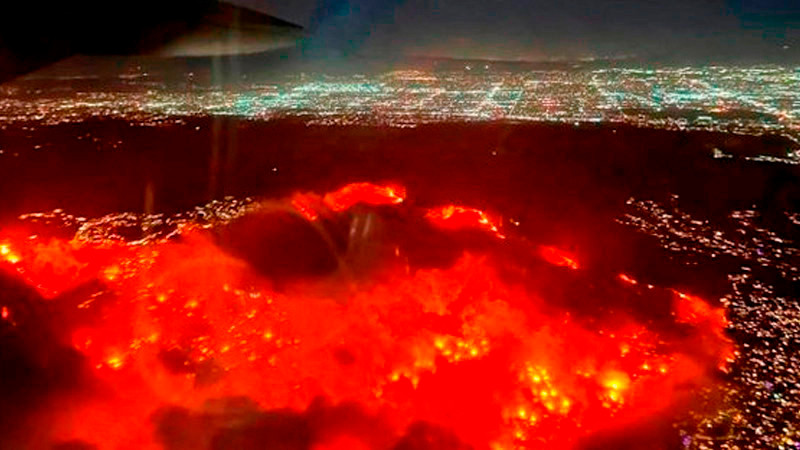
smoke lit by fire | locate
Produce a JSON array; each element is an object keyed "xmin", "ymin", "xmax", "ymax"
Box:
[{"xmin": 0, "ymin": 182, "xmax": 733, "ymax": 449}]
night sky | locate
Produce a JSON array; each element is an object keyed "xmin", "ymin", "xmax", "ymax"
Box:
[{"xmin": 236, "ymin": 0, "xmax": 800, "ymax": 62}]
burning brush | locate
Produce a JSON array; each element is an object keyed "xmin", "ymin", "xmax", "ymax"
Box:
[{"xmin": 0, "ymin": 182, "xmax": 733, "ymax": 449}]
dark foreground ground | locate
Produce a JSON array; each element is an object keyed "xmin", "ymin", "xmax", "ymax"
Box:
[{"xmin": 0, "ymin": 118, "xmax": 796, "ymax": 221}]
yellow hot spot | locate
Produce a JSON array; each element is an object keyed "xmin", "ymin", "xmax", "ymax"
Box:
[
  {"xmin": 0, "ymin": 244, "xmax": 9, "ymax": 256},
  {"xmin": 602, "ymin": 371, "xmax": 630, "ymax": 391},
  {"xmin": 103, "ymin": 265, "xmax": 121, "ymax": 281},
  {"xmin": 263, "ymin": 331, "xmax": 273, "ymax": 340},
  {"xmin": 517, "ymin": 408, "xmax": 527, "ymax": 419},
  {"xmin": 106, "ymin": 355, "xmax": 124, "ymax": 370},
  {"xmin": 434, "ymin": 337, "xmax": 446, "ymax": 350}
]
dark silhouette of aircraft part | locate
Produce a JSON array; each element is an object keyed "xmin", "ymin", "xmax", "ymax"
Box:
[{"xmin": 0, "ymin": 0, "xmax": 304, "ymax": 83}]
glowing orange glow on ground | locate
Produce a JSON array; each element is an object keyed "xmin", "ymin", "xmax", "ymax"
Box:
[
  {"xmin": 1, "ymin": 243, "xmax": 21, "ymax": 265},
  {"xmin": 424, "ymin": 205, "xmax": 505, "ymax": 238},
  {"xmin": 672, "ymin": 290, "xmax": 728, "ymax": 329},
  {"xmin": 291, "ymin": 193, "xmax": 322, "ymax": 221},
  {"xmin": 618, "ymin": 273, "xmax": 638, "ymax": 285},
  {"xmin": 0, "ymin": 236, "xmax": 129, "ymax": 298},
  {"xmin": 322, "ymin": 182, "xmax": 406, "ymax": 212},
  {"xmin": 0, "ymin": 183, "xmax": 734, "ymax": 449},
  {"xmin": 671, "ymin": 290, "xmax": 733, "ymax": 371},
  {"xmin": 539, "ymin": 246, "xmax": 580, "ymax": 270}
]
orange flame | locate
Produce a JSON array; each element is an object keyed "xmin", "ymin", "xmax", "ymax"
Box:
[
  {"xmin": 539, "ymin": 246, "xmax": 580, "ymax": 270},
  {"xmin": 323, "ymin": 182, "xmax": 406, "ymax": 212},
  {"xmin": 425, "ymin": 205, "xmax": 505, "ymax": 239},
  {"xmin": 0, "ymin": 183, "xmax": 734, "ymax": 449}
]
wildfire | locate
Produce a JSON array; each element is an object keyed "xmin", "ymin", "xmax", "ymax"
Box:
[
  {"xmin": 618, "ymin": 273, "xmax": 638, "ymax": 285},
  {"xmin": 0, "ymin": 182, "xmax": 733, "ymax": 449},
  {"xmin": 323, "ymin": 182, "xmax": 406, "ymax": 212},
  {"xmin": 424, "ymin": 205, "xmax": 505, "ymax": 238},
  {"xmin": 1, "ymin": 243, "xmax": 20, "ymax": 265},
  {"xmin": 539, "ymin": 246, "xmax": 580, "ymax": 270}
]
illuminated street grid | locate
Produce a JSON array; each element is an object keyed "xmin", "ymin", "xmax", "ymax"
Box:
[{"xmin": 0, "ymin": 65, "xmax": 799, "ymax": 141}]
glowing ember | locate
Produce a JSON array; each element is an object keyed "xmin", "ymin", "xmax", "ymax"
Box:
[
  {"xmin": 424, "ymin": 205, "xmax": 505, "ymax": 239},
  {"xmin": 1, "ymin": 243, "xmax": 20, "ymax": 265},
  {"xmin": 322, "ymin": 182, "xmax": 406, "ymax": 212},
  {"xmin": 0, "ymin": 182, "xmax": 733, "ymax": 449},
  {"xmin": 618, "ymin": 273, "xmax": 638, "ymax": 285},
  {"xmin": 291, "ymin": 193, "xmax": 322, "ymax": 221},
  {"xmin": 538, "ymin": 246, "xmax": 580, "ymax": 270}
]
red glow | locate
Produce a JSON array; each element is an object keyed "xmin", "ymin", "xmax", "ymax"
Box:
[
  {"xmin": 0, "ymin": 235, "xmax": 131, "ymax": 298},
  {"xmin": 618, "ymin": 273, "xmax": 638, "ymax": 285},
  {"xmin": 322, "ymin": 182, "xmax": 406, "ymax": 212},
  {"xmin": 672, "ymin": 290, "xmax": 728, "ymax": 328},
  {"xmin": 313, "ymin": 436, "xmax": 371, "ymax": 450},
  {"xmin": 424, "ymin": 205, "xmax": 505, "ymax": 238},
  {"xmin": 0, "ymin": 184, "xmax": 734, "ymax": 449},
  {"xmin": 670, "ymin": 290, "xmax": 734, "ymax": 372},
  {"xmin": 539, "ymin": 246, "xmax": 580, "ymax": 270},
  {"xmin": 291, "ymin": 193, "xmax": 322, "ymax": 221},
  {"xmin": 1, "ymin": 242, "xmax": 21, "ymax": 265}
]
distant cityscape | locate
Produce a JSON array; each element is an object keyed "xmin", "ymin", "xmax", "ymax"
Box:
[{"xmin": 1, "ymin": 64, "xmax": 799, "ymax": 145}]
